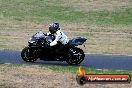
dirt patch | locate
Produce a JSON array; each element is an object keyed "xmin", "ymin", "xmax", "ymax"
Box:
[{"xmin": 0, "ymin": 20, "xmax": 132, "ymax": 55}]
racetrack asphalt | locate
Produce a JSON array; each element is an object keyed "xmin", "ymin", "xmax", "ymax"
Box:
[{"xmin": 0, "ymin": 50, "xmax": 132, "ymax": 71}]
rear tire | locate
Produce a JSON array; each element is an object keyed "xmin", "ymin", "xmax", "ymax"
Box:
[
  {"xmin": 21, "ymin": 47, "xmax": 38, "ymax": 62},
  {"xmin": 66, "ymin": 47, "xmax": 85, "ymax": 65}
]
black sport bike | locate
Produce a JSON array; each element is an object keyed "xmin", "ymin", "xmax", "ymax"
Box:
[{"xmin": 21, "ymin": 31, "xmax": 87, "ymax": 65}]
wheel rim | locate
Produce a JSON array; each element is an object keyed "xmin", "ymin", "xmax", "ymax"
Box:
[
  {"xmin": 69, "ymin": 49, "xmax": 84, "ymax": 64},
  {"xmin": 24, "ymin": 48, "xmax": 37, "ymax": 62}
]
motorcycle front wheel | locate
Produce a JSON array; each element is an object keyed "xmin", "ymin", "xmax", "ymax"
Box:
[
  {"xmin": 66, "ymin": 47, "xmax": 85, "ymax": 65},
  {"xmin": 21, "ymin": 47, "xmax": 38, "ymax": 62}
]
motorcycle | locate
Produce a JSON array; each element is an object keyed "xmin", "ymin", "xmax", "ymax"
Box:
[{"xmin": 21, "ymin": 31, "xmax": 87, "ymax": 65}]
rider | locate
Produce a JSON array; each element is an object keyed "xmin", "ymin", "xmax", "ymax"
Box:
[{"xmin": 47, "ymin": 22, "xmax": 69, "ymax": 55}]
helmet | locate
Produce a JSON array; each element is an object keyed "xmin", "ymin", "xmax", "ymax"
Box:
[{"xmin": 49, "ymin": 22, "xmax": 59, "ymax": 34}]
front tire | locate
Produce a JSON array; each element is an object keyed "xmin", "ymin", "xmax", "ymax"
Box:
[
  {"xmin": 66, "ymin": 47, "xmax": 85, "ymax": 65},
  {"xmin": 21, "ymin": 47, "xmax": 38, "ymax": 62}
]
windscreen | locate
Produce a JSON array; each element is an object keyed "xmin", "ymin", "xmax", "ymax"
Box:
[{"xmin": 31, "ymin": 31, "xmax": 45, "ymax": 41}]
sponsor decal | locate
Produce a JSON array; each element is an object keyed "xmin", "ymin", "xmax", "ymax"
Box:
[{"xmin": 76, "ymin": 66, "xmax": 131, "ymax": 85}]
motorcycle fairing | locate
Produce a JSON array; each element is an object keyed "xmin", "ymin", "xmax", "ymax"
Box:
[
  {"xmin": 29, "ymin": 31, "xmax": 45, "ymax": 41},
  {"xmin": 69, "ymin": 37, "xmax": 87, "ymax": 46}
]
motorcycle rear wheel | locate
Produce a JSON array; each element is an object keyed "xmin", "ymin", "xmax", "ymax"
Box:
[
  {"xmin": 21, "ymin": 47, "xmax": 38, "ymax": 62},
  {"xmin": 66, "ymin": 47, "xmax": 85, "ymax": 65}
]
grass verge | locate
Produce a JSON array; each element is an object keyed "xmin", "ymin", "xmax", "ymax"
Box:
[
  {"xmin": 1, "ymin": 63, "xmax": 131, "ymax": 77},
  {"xmin": 45, "ymin": 65, "xmax": 132, "ymax": 77}
]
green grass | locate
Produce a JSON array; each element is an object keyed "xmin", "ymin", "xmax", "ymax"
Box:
[
  {"xmin": 0, "ymin": 0, "xmax": 83, "ymax": 22},
  {"xmin": 38, "ymin": 65, "xmax": 132, "ymax": 77},
  {"xmin": 0, "ymin": 0, "xmax": 132, "ymax": 25},
  {"xmin": 1, "ymin": 63, "xmax": 132, "ymax": 77},
  {"xmin": 87, "ymin": 9, "xmax": 132, "ymax": 25}
]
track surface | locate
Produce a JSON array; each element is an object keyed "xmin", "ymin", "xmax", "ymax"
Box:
[{"xmin": 0, "ymin": 50, "xmax": 132, "ymax": 71}]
